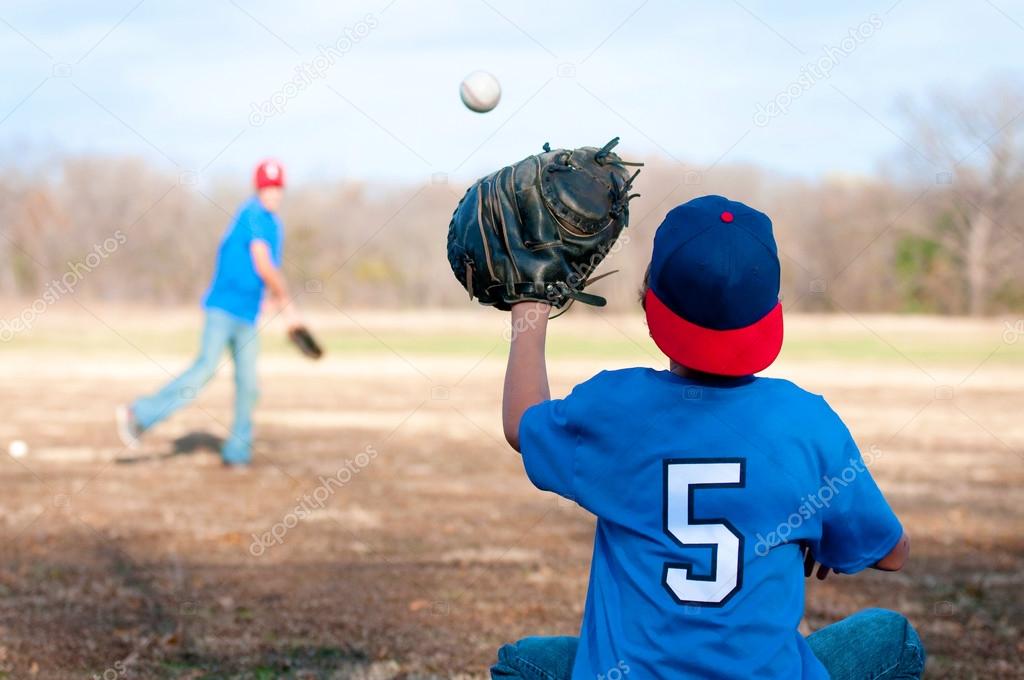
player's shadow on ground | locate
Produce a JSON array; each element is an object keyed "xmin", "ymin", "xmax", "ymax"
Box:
[{"xmin": 116, "ymin": 431, "xmax": 224, "ymax": 464}]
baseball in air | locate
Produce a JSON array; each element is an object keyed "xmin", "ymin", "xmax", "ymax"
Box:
[
  {"xmin": 460, "ymin": 71, "xmax": 501, "ymax": 113},
  {"xmin": 8, "ymin": 440, "xmax": 28, "ymax": 458}
]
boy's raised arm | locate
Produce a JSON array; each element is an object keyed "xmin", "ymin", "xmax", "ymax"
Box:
[{"xmin": 503, "ymin": 302, "xmax": 552, "ymax": 451}]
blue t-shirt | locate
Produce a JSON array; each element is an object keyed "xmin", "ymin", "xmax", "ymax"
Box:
[
  {"xmin": 519, "ymin": 368, "xmax": 903, "ymax": 679},
  {"xmin": 203, "ymin": 196, "xmax": 283, "ymax": 324}
]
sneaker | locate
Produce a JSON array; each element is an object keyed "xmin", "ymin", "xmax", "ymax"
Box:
[
  {"xmin": 222, "ymin": 459, "xmax": 251, "ymax": 472},
  {"xmin": 115, "ymin": 404, "xmax": 143, "ymax": 450}
]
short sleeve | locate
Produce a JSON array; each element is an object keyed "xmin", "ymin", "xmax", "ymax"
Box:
[
  {"xmin": 518, "ymin": 397, "xmax": 578, "ymax": 500},
  {"xmin": 809, "ymin": 409, "xmax": 903, "ymax": 573},
  {"xmin": 247, "ymin": 208, "xmax": 275, "ymax": 245}
]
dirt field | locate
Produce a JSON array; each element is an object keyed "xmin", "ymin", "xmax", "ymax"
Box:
[{"xmin": 0, "ymin": 306, "xmax": 1021, "ymax": 679}]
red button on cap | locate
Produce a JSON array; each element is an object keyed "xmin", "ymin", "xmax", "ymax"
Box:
[{"xmin": 720, "ymin": 211, "xmax": 734, "ymax": 223}]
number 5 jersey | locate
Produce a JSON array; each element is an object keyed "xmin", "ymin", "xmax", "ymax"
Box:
[{"xmin": 518, "ymin": 367, "xmax": 903, "ymax": 679}]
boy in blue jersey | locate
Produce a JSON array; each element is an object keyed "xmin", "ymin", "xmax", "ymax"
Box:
[
  {"xmin": 116, "ymin": 159, "xmax": 296, "ymax": 466},
  {"xmin": 494, "ymin": 196, "xmax": 925, "ymax": 679}
]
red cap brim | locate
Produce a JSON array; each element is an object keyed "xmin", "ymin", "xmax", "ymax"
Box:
[{"xmin": 644, "ymin": 289, "xmax": 783, "ymax": 376}]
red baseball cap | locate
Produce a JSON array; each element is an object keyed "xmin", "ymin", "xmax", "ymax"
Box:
[
  {"xmin": 645, "ymin": 195, "xmax": 783, "ymax": 376},
  {"xmin": 254, "ymin": 159, "xmax": 285, "ymax": 189}
]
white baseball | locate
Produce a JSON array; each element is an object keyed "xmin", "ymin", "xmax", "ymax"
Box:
[
  {"xmin": 8, "ymin": 440, "xmax": 28, "ymax": 458},
  {"xmin": 460, "ymin": 71, "xmax": 501, "ymax": 113}
]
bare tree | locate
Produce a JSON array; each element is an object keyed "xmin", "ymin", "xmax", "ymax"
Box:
[
  {"xmin": 4, "ymin": 101, "xmax": 1023, "ymax": 316},
  {"xmin": 903, "ymin": 80, "xmax": 1024, "ymax": 314}
]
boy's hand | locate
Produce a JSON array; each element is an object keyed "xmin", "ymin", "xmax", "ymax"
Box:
[
  {"xmin": 502, "ymin": 302, "xmax": 552, "ymax": 451},
  {"xmin": 801, "ymin": 545, "xmax": 833, "ymax": 580},
  {"xmin": 279, "ymin": 300, "xmax": 302, "ymax": 331}
]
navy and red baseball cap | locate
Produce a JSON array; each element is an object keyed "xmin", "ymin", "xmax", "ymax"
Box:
[{"xmin": 644, "ymin": 195, "xmax": 783, "ymax": 376}]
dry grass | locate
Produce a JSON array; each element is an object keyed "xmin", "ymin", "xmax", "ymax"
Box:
[{"xmin": 0, "ymin": 307, "xmax": 1021, "ymax": 678}]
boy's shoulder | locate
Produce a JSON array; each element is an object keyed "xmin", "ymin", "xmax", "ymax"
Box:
[
  {"xmin": 752, "ymin": 375, "xmax": 828, "ymax": 403},
  {"xmin": 573, "ymin": 369, "xmax": 827, "ymax": 401},
  {"xmin": 754, "ymin": 377, "xmax": 853, "ymax": 451},
  {"xmin": 567, "ymin": 367, "xmax": 661, "ymax": 397},
  {"xmin": 557, "ymin": 368, "xmax": 661, "ymax": 416},
  {"xmin": 568, "ymin": 369, "xmax": 842, "ymax": 426},
  {"xmin": 237, "ymin": 197, "xmax": 269, "ymax": 220},
  {"xmin": 233, "ymin": 198, "xmax": 280, "ymax": 234},
  {"xmin": 739, "ymin": 375, "xmax": 846, "ymax": 426}
]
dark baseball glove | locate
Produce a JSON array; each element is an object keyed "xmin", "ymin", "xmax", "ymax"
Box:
[
  {"xmin": 288, "ymin": 326, "xmax": 323, "ymax": 360},
  {"xmin": 447, "ymin": 137, "xmax": 641, "ymax": 312}
]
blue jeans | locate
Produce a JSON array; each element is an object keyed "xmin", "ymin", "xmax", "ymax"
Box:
[
  {"xmin": 491, "ymin": 609, "xmax": 925, "ymax": 679},
  {"xmin": 132, "ymin": 309, "xmax": 259, "ymax": 464}
]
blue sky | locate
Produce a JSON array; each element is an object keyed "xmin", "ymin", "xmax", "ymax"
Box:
[{"xmin": 1, "ymin": 0, "xmax": 1022, "ymax": 185}]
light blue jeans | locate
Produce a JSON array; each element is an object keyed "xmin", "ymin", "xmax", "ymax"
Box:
[
  {"xmin": 492, "ymin": 609, "xmax": 925, "ymax": 679},
  {"xmin": 132, "ymin": 309, "xmax": 259, "ymax": 464}
]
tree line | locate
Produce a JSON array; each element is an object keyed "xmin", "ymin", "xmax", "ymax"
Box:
[{"xmin": 1, "ymin": 84, "xmax": 1021, "ymax": 316}]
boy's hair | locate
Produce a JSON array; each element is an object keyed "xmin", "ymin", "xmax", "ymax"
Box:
[
  {"xmin": 640, "ymin": 261, "xmax": 754, "ymax": 382},
  {"xmin": 639, "ymin": 263, "xmax": 651, "ymax": 312}
]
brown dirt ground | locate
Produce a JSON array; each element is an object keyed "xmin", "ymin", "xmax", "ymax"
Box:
[{"xmin": 0, "ymin": 309, "xmax": 1021, "ymax": 679}]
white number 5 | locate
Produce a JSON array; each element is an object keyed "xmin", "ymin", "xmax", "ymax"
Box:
[{"xmin": 662, "ymin": 458, "xmax": 746, "ymax": 607}]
